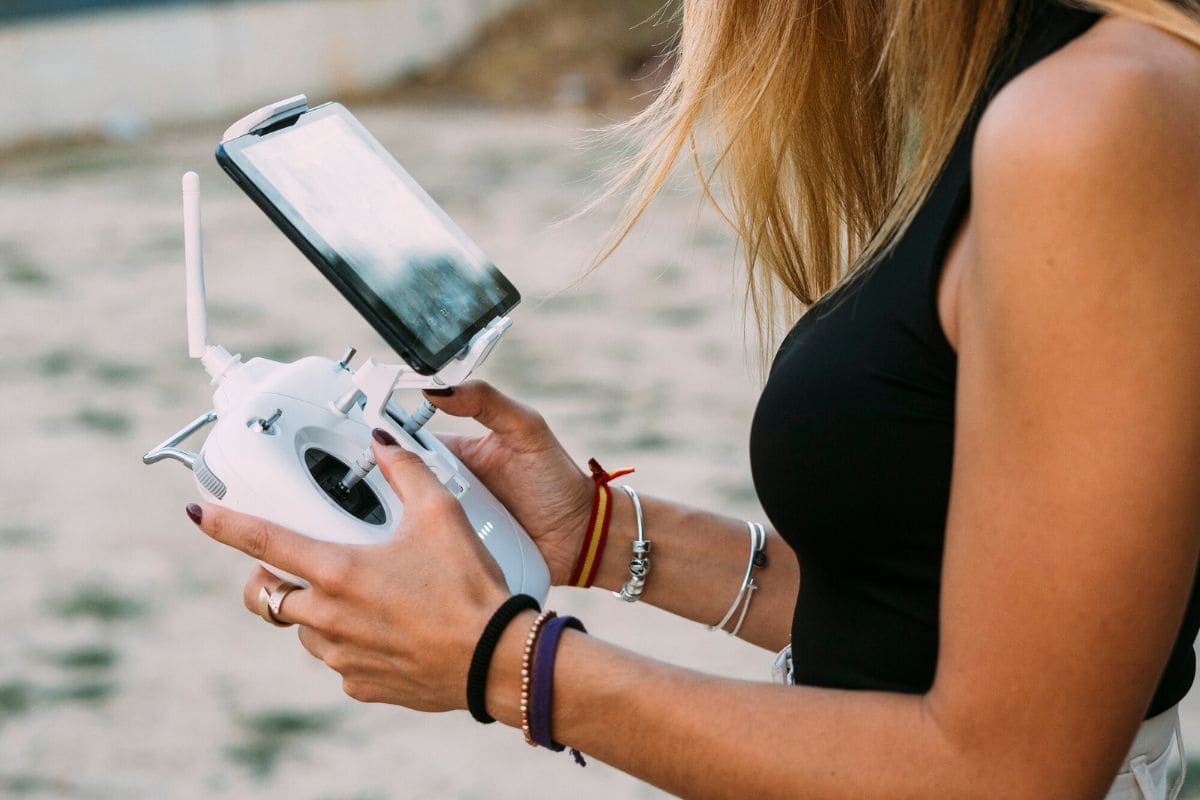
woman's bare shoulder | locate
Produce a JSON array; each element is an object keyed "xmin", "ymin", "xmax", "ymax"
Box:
[
  {"xmin": 963, "ymin": 14, "xmax": 1200, "ymax": 299},
  {"xmin": 975, "ymin": 14, "xmax": 1200, "ymax": 194},
  {"xmin": 953, "ymin": 14, "xmax": 1200, "ymax": 360}
]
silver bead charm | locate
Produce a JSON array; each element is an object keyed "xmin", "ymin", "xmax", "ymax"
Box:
[{"xmin": 614, "ymin": 485, "xmax": 651, "ymax": 603}]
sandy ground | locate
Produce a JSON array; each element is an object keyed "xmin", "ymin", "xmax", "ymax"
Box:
[
  {"xmin": 0, "ymin": 105, "xmax": 768, "ymax": 799},
  {"xmin": 1, "ymin": 105, "xmax": 1198, "ymax": 798}
]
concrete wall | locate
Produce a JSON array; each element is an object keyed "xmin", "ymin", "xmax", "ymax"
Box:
[
  {"xmin": 1, "ymin": 0, "xmax": 522, "ymax": 147},
  {"xmin": 1, "ymin": 0, "xmax": 205, "ymax": 25}
]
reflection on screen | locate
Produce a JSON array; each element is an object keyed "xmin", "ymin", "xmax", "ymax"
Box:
[{"xmin": 241, "ymin": 114, "xmax": 506, "ymax": 354}]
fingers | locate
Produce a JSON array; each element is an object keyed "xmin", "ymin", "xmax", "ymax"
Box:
[
  {"xmin": 242, "ymin": 567, "xmax": 318, "ymax": 626},
  {"xmin": 422, "ymin": 380, "xmax": 546, "ymax": 440},
  {"xmin": 297, "ymin": 624, "xmax": 335, "ymax": 662},
  {"xmin": 370, "ymin": 430, "xmax": 456, "ymax": 509},
  {"xmin": 433, "ymin": 431, "xmax": 472, "ymax": 462},
  {"xmin": 188, "ymin": 502, "xmax": 343, "ymax": 585},
  {"xmin": 297, "ymin": 626, "xmax": 395, "ymax": 698}
]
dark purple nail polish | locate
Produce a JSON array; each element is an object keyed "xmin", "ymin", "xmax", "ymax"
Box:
[
  {"xmin": 372, "ymin": 428, "xmax": 398, "ymax": 447},
  {"xmin": 424, "ymin": 387, "xmax": 454, "ymax": 397},
  {"xmin": 185, "ymin": 503, "xmax": 203, "ymax": 525}
]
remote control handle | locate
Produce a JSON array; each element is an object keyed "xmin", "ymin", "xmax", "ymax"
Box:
[{"xmin": 143, "ymin": 409, "xmax": 218, "ymax": 469}]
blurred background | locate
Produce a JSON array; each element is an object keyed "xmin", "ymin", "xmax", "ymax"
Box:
[
  {"xmin": 2, "ymin": 1, "xmax": 1198, "ymax": 798},
  {"xmin": 1, "ymin": 1, "xmax": 764, "ymax": 798}
]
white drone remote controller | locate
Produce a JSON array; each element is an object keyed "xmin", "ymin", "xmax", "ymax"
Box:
[{"xmin": 143, "ymin": 171, "xmax": 549, "ymax": 601}]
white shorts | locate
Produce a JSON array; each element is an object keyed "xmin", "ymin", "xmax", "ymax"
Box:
[{"xmin": 1104, "ymin": 705, "xmax": 1185, "ymax": 800}]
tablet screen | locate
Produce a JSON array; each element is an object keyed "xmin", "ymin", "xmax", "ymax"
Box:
[{"xmin": 224, "ymin": 104, "xmax": 519, "ymax": 370}]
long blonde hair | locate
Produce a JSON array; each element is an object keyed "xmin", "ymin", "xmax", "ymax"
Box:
[{"xmin": 603, "ymin": 0, "xmax": 1200, "ymax": 358}]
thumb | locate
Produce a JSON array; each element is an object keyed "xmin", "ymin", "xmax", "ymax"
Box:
[
  {"xmin": 370, "ymin": 428, "xmax": 450, "ymax": 508},
  {"xmin": 422, "ymin": 380, "xmax": 547, "ymax": 441}
]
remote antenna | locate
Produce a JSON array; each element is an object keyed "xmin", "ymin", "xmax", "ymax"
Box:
[
  {"xmin": 182, "ymin": 172, "xmax": 208, "ymax": 358},
  {"xmin": 182, "ymin": 171, "xmax": 240, "ymax": 383}
]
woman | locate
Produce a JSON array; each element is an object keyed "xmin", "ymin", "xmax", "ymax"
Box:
[{"xmin": 185, "ymin": 1, "xmax": 1200, "ymax": 797}]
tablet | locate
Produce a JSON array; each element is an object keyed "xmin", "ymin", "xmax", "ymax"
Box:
[{"xmin": 216, "ymin": 102, "xmax": 520, "ymax": 375}]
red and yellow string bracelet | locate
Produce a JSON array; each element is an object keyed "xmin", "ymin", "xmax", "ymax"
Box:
[{"xmin": 567, "ymin": 458, "xmax": 634, "ymax": 588}]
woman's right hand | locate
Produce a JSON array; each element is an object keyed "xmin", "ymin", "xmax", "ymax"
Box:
[{"xmin": 421, "ymin": 381, "xmax": 595, "ymax": 586}]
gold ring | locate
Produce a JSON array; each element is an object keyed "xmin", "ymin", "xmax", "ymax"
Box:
[{"xmin": 257, "ymin": 583, "xmax": 298, "ymax": 628}]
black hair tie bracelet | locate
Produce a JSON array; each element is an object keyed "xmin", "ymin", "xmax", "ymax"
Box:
[{"xmin": 467, "ymin": 593, "xmax": 541, "ymax": 724}]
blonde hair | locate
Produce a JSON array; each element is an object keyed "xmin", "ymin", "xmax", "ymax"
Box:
[{"xmin": 603, "ymin": 0, "xmax": 1200, "ymax": 359}]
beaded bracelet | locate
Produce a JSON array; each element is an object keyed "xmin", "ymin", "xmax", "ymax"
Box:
[
  {"xmin": 567, "ymin": 458, "xmax": 634, "ymax": 588},
  {"xmin": 520, "ymin": 611, "xmax": 556, "ymax": 745}
]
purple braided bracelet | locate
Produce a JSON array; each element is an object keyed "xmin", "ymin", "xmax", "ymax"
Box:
[{"xmin": 530, "ymin": 614, "xmax": 587, "ymax": 765}]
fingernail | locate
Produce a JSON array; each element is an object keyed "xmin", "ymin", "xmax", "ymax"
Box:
[
  {"xmin": 372, "ymin": 428, "xmax": 398, "ymax": 447},
  {"xmin": 185, "ymin": 503, "xmax": 203, "ymax": 525},
  {"xmin": 424, "ymin": 387, "xmax": 454, "ymax": 397}
]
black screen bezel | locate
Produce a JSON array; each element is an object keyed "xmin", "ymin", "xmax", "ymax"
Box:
[{"xmin": 215, "ymin": 102, "xmax": 520, "ymax": 375}]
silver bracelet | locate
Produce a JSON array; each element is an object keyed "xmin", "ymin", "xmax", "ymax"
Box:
[
  {"xmin": 772, "ymin": 642, "xmax": 794, "ymax": 685},
  {"xmin": 613, "ymin": 484, "xmax": 651, "ymax": 602},
  {"xmin": 710, "ymin": 521, "xmax": 767, "ymax": 634}
]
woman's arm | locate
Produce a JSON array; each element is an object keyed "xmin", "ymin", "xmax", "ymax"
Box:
[
  {"xmin": 594, "ymin": 491, "xmax": 797, "ymax": 652},
  {"xmin": 478, "ymin": 43, "xmax": 1200, "ymax": 799},
  {"xmin": 426, "ymin": 384, "xmax": 799, "ymax": 651},
  {"xmin": 485, "ymin": 616, "xmax": 950, "ymax": 800}
]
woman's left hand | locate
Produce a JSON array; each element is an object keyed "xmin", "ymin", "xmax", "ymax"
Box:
[{"xmin": 186, "ymin": 429, "xmax": 511, "ymax": 711}]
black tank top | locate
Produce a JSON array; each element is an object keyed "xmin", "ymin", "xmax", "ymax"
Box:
[{"xmin": 749, "ymin": 3, "xmax": 1199, "ymax": 719}]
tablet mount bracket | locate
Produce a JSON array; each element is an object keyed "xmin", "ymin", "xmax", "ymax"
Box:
[{"xmin": 222, "ymin": 94, "xmax": 310, "ymax": 142}]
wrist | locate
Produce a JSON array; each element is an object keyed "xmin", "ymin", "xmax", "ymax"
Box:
[
  {"xmin": 550, "ymin": 473, "xmax": 600, "ymax": 586},
  {"xmin": 591, "ymin": 487, "xmax": 637, "ymax": 593},
  {"xmin": 558, "ymin": 461, "xmax": 635, "ymax": 590},
  {"xmin": 483, "ymin": 608, "xmax": 538, "ymax": 727}
]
